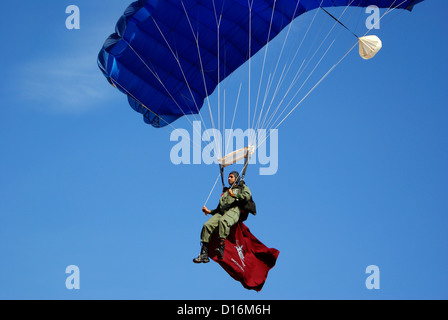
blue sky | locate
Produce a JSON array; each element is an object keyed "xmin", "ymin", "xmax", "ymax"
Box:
[{"xmin": 0, "ymin": 0, "xmax": 447, "ymax": 300}]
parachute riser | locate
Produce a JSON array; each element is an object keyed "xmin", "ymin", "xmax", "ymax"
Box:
[{"xmin": 219, "ymin": 164, "xmax": 226, "ymax": 192}]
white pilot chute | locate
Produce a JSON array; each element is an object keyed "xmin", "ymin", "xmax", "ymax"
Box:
[{"xmin": 359, "ymin": 35, "xmax": 383, "ymax": 60}]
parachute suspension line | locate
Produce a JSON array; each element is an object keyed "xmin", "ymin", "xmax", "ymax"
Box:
[
  {"xmin": 273, "ymin": 0, "xmax": 356, "ymax": 126},
  {"xmin": 223, "ymin": 90, "xmax": 226, "ymax": 161},
  {"xmin": 275, "ymin": 44, "xmax": 357, "ymax": 129},
  {"xmin": 264, "ymin": 33, "xmax": 340, "ymax": 131},
  {"xmin": 146, "ymin": 17, "xmax": 207, "ymax": 123},
  {"xmin": 224, "ymin": 83, "xmax": 243, "ymax": 158},
  {"xmin": 140, "ymin": 16, "xmax": 217, "ymax": 145},
  {"xmin": 361, "ymin": 0, "xmax": 410, "ymax": 36},
  {"xmin": 204, "ymin": 172, "xmax": 222, "ymax": 207},
  {"xmin": 251, "ymin": 0, "xmax": 317, "ymax": 149},
  {"xmin": 126, "ymin": 43, "xmax": 200, "ymax": 131},
  {"xmin": 268, "ymin": 0, "xmax": 409, "ymax": 133},
  {"xmin": 169, "ymin": 1, "xmax": 401, "ymax": 207},
  {"xmin": 353, "ymin": 1, "xmax": 367, "ymax": 34},
  {"xmin": 254, "ymin": 0, "xmax": 410, "ymax": 156},
  {"xmin": 250, "ymin": 0, "xmax": 278, "ymax": 146},
  {"xmin": 251, "ymin": 0, "xmax": 304, "ymax": 141},
  {"xmin": 244, "ymin": 0, "xmax": 314, "ymax": 150},
  {"xmin": 109, "ymin": 77, "xmax": 204, "ymax": 151},
  {"xmin": 180, "ymin": 1, "xmax": 221, "ymax": 158},
  {"xmin": 255, "ymin": 0, "xmax": 326, "ymax": 132},
  {"xmin": 255, "ymin": 40, "xmax": 359, "ymax": 152},
  {"xmin": 207, "ymin": 1, "xmax": 242, "ymax": 202},
  {"xmin": 247, "ymin": 0, "xmax": 253, "ymax": 134},
  {"xmin": 255, "ymin": 0, "xmax": 408, "ymax": 150},
  {"xmin": 210, "ymin": 0, "xmax": 258, "ymax": 179},
  {"xmin": 257, "ymin": 0, "xmax": 323, "ymax": 141},
  {"xmin": 211, "ymin": 0, "xmax": 393, "ymax": 201},
  {"xmin": 254, "ymin": 1, "xmax": 358, "ymax": 151},
  {"xmin": 261, "ymin": 0, "xmax": 350, "ymax": 132},
  {"xmin": 376, "ymin": 0, "xmax": 409, "ymax": 29},
  {"xmin": 212, "ymin": 0, "xmax": 224, "ymax": 158},
  {"xmin": 254, "ymin": 71, "xmax": 274, "ymax": 142}
]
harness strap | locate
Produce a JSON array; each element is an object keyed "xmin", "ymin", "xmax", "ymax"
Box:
[
  {"xmin": 241, "ymin": 149, "xmax": 250, "ymax": 182},
  {"xmin": 219, "ymin": 164, "xmax": 226, "ymax": 192}
]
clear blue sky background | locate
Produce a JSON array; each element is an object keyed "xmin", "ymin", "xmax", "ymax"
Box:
[{"xmin": 0, "ymin": 0, "xmax": 446, "ymax": 300}]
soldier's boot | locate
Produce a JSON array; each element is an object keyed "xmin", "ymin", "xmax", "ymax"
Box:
[
  {"xmin": 193, "ymin": 243, "xmax": 209, "ymax": 263},
  {"xmin": 215, "ymin": 238, "xmax": 225, "ymax": 260}
]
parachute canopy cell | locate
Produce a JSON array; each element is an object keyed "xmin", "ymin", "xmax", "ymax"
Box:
[{"xmin": 98, "ymin": 0, "xmax": 424, "ymax": 128}]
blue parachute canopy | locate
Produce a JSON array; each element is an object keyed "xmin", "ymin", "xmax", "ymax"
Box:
[{"xmin": 98, "ymin": 0, "xmax": 424, "ymax": 127}]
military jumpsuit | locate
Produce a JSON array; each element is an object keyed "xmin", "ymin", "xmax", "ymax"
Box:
[{"xmin": 201, "ymin": 184, "xmax": 252, "ymax": 244}]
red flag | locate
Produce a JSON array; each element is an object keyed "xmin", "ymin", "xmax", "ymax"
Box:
[{"xmin": 208, "ymin": 221, "xmax": 280, "ymax": 291}]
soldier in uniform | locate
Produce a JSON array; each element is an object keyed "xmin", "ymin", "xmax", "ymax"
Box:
[{"xmin": 193, "ymin": 171, "xmax": 252, "ymax": 263}]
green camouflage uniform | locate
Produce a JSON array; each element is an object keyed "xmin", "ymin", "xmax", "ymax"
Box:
[{"xmin": 201, "ymin": 184, "xmax": 252, "ymax": 243}]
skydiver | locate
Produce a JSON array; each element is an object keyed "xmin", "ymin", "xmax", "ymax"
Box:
[{"xmin": 193, "ymin": 171, "xmax": 252, "ymax": 263}]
